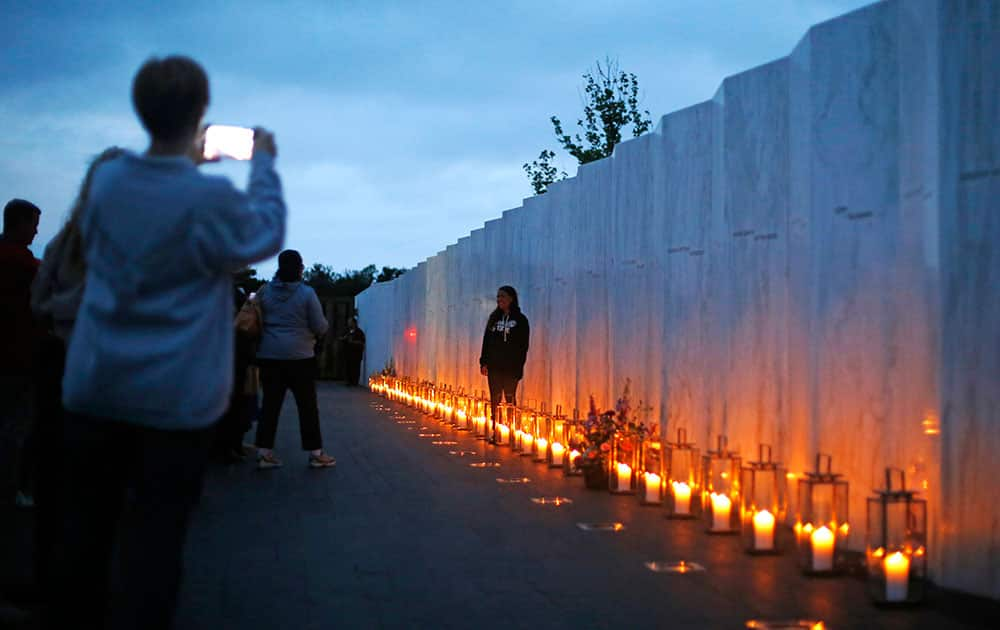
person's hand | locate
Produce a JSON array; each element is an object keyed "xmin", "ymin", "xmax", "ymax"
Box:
[
  {"xmin": 189, "ymin": 125, "xmax": 218, "ymax": 165},
  {"xmin": 480, "ymin": 365, "xmax": 488, "ymax": 376},
  {"xmin": 253, "ymin": 127, "xmax": 277, "ymax": 157}
]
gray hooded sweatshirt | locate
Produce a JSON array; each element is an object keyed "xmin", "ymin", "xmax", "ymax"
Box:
[{"xmin": 257, "ymin": 279, "xmax": 328, "ymax": 360}]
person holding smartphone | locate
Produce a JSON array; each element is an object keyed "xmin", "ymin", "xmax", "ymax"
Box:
[{"xmin": 53, "ymin": 55, "xmax": 286, "ymax": 630}]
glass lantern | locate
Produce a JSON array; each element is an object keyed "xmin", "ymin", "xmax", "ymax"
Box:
[
  {"xmin": 702, "ymin": 435, "xmax": 740, "ymax": 533},
  {"xmin": 454, "ymin": 391, "xmax": 470, "ymax": 431},
  {"xmin": 532, "ymin": 404, "xmax": 550, "ymax": 463},
  {"xmin": 494, "ymin": 400, "xmax": 513, "ymax": 446},
  {"xmin": 741, "ymin": 444, "xmax": 787, "ymax": 554},
  {"xmin": 796, "ymin": 454, "xmax": 849, "ymax": 575},
  {"xmin": 473, "ymin": 393, "xmax": 489, "ymax": 440},
  {"xmin": 608, "ymin": 428, "xmax": 639, "ymax": 494},
  {"xmin": 866, "ymin": 468, "xmax": 927, "ymax": 604},
  {"xmin": 638, "ymin": 439, "xmax": 664, "ymax": 506},
  {"xmin": 515, "ymin": 405, "xmax": 535, "ymax": 456},
  {"xmin": 547, "ymin": 406, "xmax": 567, "ymax": 468},
  {"xmin": 665, "ymin": 428, "xmax": 701, "ymax": 518},
  {"xmin": 563, "ymin": 409, "xmax": 585, "ymax": 476}
]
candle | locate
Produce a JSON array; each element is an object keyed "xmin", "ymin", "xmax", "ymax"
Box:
[
  {"xmin": 884, "ymin": 551, "xmax": 910, "ymax": 602},
  {"xmin": 811, "ymin": 525, "xmax": 835, "ymax": 571},
  {"xmin": 522, "ymin": 432, "xmax": 534, "ymax": 449},
  {"xmin": 672, "ymin": 481, "xmax": 692, "ymax": 515},
  {"xmin": 644, "ymin": 472, "xmax": 661, "ymax": 503},
  {"xmin": 551, "ymin": 442, "xmax": 565, "ymax": 465},
  {"xmin": 753, "ymin": 509, "xmax": 776, "ymax": 551},
  {"xmin": 710, "ymin": 492, "xmax": 731, "ymax": 531},
  {"xmin": 536, "ymin": 437, "xmax": 548, "ymax": 458},
  {"xmin": 616, "ymin": 463, "xmax": 632, "ymax": 492},
  {"xmin": 569, "ymin": 449, "xmax": 581, "ymax": 470}
]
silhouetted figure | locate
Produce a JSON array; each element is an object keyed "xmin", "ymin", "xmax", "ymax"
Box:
[
  {"xmin": 30, "ymin": 146, "xmax": 123, "ymax": 609},
  {"xmin": 0, "ymin": 198, "xmax": 41, "ymax": 508},
  {"xmin": 341, "ymin": 316, "xmax": 366, "ymax": 386}
]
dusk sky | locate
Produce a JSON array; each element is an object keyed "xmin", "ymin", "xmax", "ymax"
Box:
[{"xmin": 2, "ymin": 0, "xmax": 871, "ymax": 277}]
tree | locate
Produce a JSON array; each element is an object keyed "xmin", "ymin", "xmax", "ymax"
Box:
[
  {"xmin": 304, "ymin": 263, "xmax": 377, "ymax": 297},
  {"xmin": 376, "ymin": 266, "xmax": 407, "ymax": 283},
  {"xmin": 524, "ymin": 58, "xmax": 652, "ymax": 194},
  {"xmin": 523, "ymin": 150, "xmax": 568, "ymax": 197}
]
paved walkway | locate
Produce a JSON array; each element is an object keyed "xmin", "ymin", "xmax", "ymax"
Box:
[{"xmin": 172, "ymin": 384, "xmax": 998, "ymax": 629}]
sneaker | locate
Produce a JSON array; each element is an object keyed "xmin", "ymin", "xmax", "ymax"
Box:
[
  {"xmin": 15, "ymin": 491, "xmax": 34, "ymax": 509},
  {"xmin": 257, "ymin": 452, "xmax": 283, "ymax": 469},
  {"xmin": 308, "ymin": 452, "xmax": 336, "ymax": 468}
]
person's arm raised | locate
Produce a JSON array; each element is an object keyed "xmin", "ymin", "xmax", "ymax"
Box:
[{"xmin": 188, "ymin": 127, "xmax": 286, "ymax": 273}]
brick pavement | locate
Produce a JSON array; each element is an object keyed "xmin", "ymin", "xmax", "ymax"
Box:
[{"xmin": 172, "ymin": 383, "xmax": 1000, "ymax": 629}]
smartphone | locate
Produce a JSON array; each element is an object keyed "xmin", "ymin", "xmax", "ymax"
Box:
[{"xmin": 203, "ymin": 125, "xmax": 254, "ymax": 161}]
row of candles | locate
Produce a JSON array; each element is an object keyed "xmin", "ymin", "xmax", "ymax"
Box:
[{"xmin": 370, "ymin": 375, "xmax": 928, "ymax": 605}]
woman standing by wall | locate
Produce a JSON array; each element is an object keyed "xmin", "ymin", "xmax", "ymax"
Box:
[
  {"xmin": 254, "ymin": 249, "xmax": 336, "ymax": 469},
  {"xmin": 479, "ymin": 285, "xmax": 529, "ymax": 443}
]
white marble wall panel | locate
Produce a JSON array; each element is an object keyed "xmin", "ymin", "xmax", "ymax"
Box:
[
  {"xmin": 609, "ymin": 133, "xmax": 662, "ymax": 425},
  {"xmin": 656, "ymin": 103, "xmax": 715, "ymax": 447},
  {"xmin": 545, "ymin": 178, "xmax": 579, "ymax": 414},
  {"xmin": 804, "ymin": 1, "xmax": 932, "ymax": 552},
  {"xmin": 574, "ymin": 159, "xmax": 614, "ymax": 410},
  {"xmin": 939, "ymin": 0, "xmax": 1000, "ymax": 600},
  {"xmin": 355, "ymin": 0, "xmax": 998, "ymax": 597},
  {"xmin": 717, "ymin": 60, "xmax": 791, "ymax": 463}
]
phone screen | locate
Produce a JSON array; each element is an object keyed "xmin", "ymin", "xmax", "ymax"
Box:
[{"xmin": 203, "ymin": 125, "xmax": 254, "ymax": 161}]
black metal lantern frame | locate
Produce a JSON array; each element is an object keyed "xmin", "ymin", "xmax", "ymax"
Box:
[
  {"xmin": 866, "ymin": 468, "xmax": 927, "ymax": 605},
  {"xmin": 637, "ymin": 439, "xmax": 664, "ymax": 506},
  {"xmin": 701, "ymin": 435, "xmax": 741, "ymax": 534},
  {"xmin": 547, "ymin": 407, "xmax": 567, "ymax": 468},
  {"xmin": 796, "ymin": 454, "xmax": 850, "ymax": 575},
  {"xmin": 515, "ymin": 406, "xmax": 535, "ymax": 456},
  {"xmin": 563, "ymin": 410, "xmax": 585, "ymax": 476},
  {"xmin": 608, "ymin": 429, "xmax": 640, "ymax": 495},
  {"xmin": 740, "ymin": 444, "xmax": 787, "ymax": 555},
  {"xmin": 532, "ymin": 406, "xmax": 551, "ymax": 463},
  {"xmin": 664, "ymin": 428, "xmax": 700, "ymax": 519}
]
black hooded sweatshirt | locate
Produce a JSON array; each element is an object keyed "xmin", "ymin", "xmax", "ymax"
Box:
[{"xmin": 479, "ymin": 307, "xmax": 530, "ymax": 379}]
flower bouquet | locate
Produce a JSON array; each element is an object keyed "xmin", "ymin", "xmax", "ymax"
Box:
[{"xmin": 579, "ymin": 379, "xmax": 654, "ymax": 490}]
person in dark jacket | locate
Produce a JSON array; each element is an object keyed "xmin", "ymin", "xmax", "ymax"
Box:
[
  {"xmin": 340, "ymin": 316, "xmax": 366, "ymax": 386},
  {"xmin": 479, "ymin": 285, "xmax": 529, "ymax": 443}
]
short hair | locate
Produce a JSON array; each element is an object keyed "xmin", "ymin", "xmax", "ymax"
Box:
[
  {"xmin": 277, "ymin": 249, "xmax": 304, "ymax": 282},
  {"xmin": 131, "ymin": 56, "xmax": 210, "ymax": 142},
  {"xmin": 3, "ymin": 198, "xmax": 41, "ymax": 233}
]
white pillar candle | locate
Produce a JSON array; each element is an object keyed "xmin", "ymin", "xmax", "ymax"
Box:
[
  {"xmin": 672, "ymin": 481, "xmax": 692, "ymax": 515},
  {"xmin": 710, "ymin": 492, "xmax": 731, "ymax": 531},
  {"xmin": 522, "ymin": 432, "xmax": 534, "ymax": 450},
  {"xmin": 536, "ymin": 437, "xmax": 548, "ymax": 459},
  {"xmin": 644, "ymin": 472, "xmax": 661, "ymax": 503},
  {"xmin": 884, "ymin": 552, "xmax": 910, "ymax": 602},
  {"xmin": 551, "ymin": 442, "xmax": 565, "ymax": 465},
  {"xmin": 616, "ymin": 463, "xmax": 632, "ymax": 492},
  {"xmin": 811, "ymin": 525, "xmax": 835, "ymax": 571},
  {"xmin": 753, "ymin": 509, "xmax": 776, "ymax": 551}
]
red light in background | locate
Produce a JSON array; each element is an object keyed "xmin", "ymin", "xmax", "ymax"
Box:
[{"xmin": 405, "ymin": 326, "xmax": 417, "ymax": 342}]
